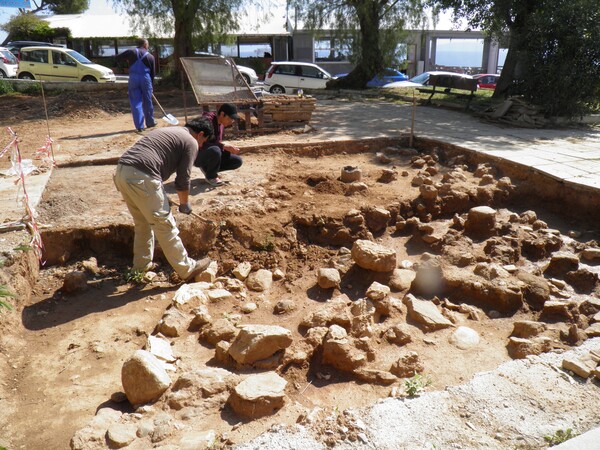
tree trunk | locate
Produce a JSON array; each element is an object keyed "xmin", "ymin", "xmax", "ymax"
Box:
[
  {"xmin": 172, "ymin": 0, "xmax": 201, "ymax": 78},
  {"xmin": 327, "ymin": 0, "xmax": 384, "ymax": 89}
]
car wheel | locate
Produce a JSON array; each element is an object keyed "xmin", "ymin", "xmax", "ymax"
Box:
[
  {"xmin": 82, "ymin": 76, "xmax": 97, "ymax": 82},
  {"xmin": 269, "ymin": 85, "xmax": 285, "ymax": 94},
  {"xmin": 18, "ymin": 72, "xmax": 34, "ymax": 80},
  {"xmin": 0, "ymin": 70, "xmax": 6, "ymax": 78},
  {"xmin": 242, "ymin": 74, "xmax": 251, "ymax": 85},
  {"xmin": 235, "ymin": 74, "xmax": 246, "ymax": 86}
]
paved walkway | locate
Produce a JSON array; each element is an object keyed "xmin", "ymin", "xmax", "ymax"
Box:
[{"xmin": 1, "ymin": 99, "xmax": 599, "ymax": 226}]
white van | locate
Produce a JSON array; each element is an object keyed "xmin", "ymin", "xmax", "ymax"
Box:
[{"xmin": 264, "ymin": 61, "xmax": 334, "ymax": 94}]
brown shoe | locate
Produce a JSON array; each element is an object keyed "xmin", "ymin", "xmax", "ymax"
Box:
[{"xmin": 183, "ymin": 257, "xmax": 211, "ymax": 282}]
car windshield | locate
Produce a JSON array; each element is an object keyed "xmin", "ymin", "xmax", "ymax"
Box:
[
  {"xmin": 1, "ymin": 50, "xmax": 17, "ymax": 64},
  {"xmin": 65, "ymin": 50, "xmax": 92, "ymax": 64},
  {"xmin": 409, "ymin": 72, "xmax": 430, "ymax": 84}
]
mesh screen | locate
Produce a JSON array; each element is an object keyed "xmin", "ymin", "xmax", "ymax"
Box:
[{"xmin": 180, "ymin": 57, "xmax": 258, "ymax": 105}]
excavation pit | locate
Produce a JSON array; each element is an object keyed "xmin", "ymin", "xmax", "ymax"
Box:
[{"xmin": 2, "ymin": 138, "xmax": 600, "ymax": 449}]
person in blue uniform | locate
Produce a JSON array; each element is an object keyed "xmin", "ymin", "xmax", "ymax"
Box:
[{"xmin": 116, "ymin": 38, "xmax": 157, "ymax": 132}]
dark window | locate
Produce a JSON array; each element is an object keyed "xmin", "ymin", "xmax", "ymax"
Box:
[
  {"xmin": 300, "ymin": 65, "xmax": 322, "ymax": 78},
  {"xmin": 274, "ymin": 65, "xmax": 297, "ymax": 75},
  {"xmin": 22, "ymin": 50, "xmax": 49, "ymax": 63}
]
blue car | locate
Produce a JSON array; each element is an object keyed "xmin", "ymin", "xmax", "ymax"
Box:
[{"xmin": 335, "ymin": 68, "xmax": 409, "ymax": 87}]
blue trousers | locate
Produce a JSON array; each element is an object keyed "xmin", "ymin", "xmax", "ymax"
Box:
[
  {"xmin": 128, "ymin": 73, "xmax": 155, "ymax": 130},
  {"xmin": 195, "ymin": 145, "xmax": 242, "ymax": 179}
]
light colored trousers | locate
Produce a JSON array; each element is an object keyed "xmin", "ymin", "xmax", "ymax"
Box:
[{"xmin": 113, "ymin": 164, "xmax": 195, "ymax": 279}]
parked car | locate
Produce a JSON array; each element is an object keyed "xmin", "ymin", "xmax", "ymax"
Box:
[
  {"xmin": 0, "ymin": 47, "xmax": 18, "ymax": 78},
  {"xmin": 17, "ymin": 46, "xmax": 116, "ymax": 82},
  {"xmin": 335, "ymin": 68, "xmax": 409, "ymax": 87},
  {"xmin": 383, "ymin": 70, "xmax": 474, "ymax": 88},
  {"xmin": 194, "ymin": 51, "xmax": 258, "ymax": 85},
  {"xmin": 264, "ymin": 61, "xmax": 334, "ymax": 94},
  {"xmin": 473, "ymin": 73, "xmax": 499, "ymax": 89},
  {"xmin": 6, "ymin": 40, "xmax": 66, "ymax": 59}
]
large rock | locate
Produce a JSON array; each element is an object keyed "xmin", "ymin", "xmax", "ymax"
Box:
[
  {"xmin": 228, "ymin": 372, "xmax": 287, "ymax": 418},
  {"xmin": 404, "ymin": 294, "xmax": 453, "ymax": 332},
  {"xmin": 449, "ymin": 326, "xmax": 480, "ymax": 349},
  {"xmin": 62, "ymin": 271, "xmax": 88, "ymax": 293},
  {"xmin": 362, "ymin": 207, "xmax": 391, "ymax": 232},
  {"xmin": 351, "ymin": 240, "xmax": 397, "ymax": 272},
  {"xmin": 322, "ymin": 325, "xmax": 367, "ymax": 371},
  {"xmin": 166, "ymin": 368, "xmax": 238, "ymax": 410},
  {"xmin": 390, "ymin": 351, "xmax": 423, "ymax": 378},
  {"xmin": 301, "ymin": 295, "xmax": 352, "ymax": 328},
  {"xmin": 464, "ymin": 206, "xmax": 496, "ymax": 238},
  {"xmin": 317, "ymin": 268, "xmax": 341, "ymax": 289},
  {"xmin": 544, "ymin": 252, "xmax": 580, "ymax": 278},
  {"xmin": 246, "ymin": 269, "xmax": 273, "ymax": 292},
  {"xmin": 506, "ymin": 337, "xmax": 552, "ymax": 359},
  {"xmin": 233, "ymin": 262, "xmax": 252, "ymax": 281},
  {"xmin": 388, "ymin": 268, "xmax": 416, "ymax": 292},
  {"xmin": 228, "ymin": 325, "xmax": 293, "ymax": 365},
  {"xmin": 511, "ymin": 320, "xmax": 547, "ymax": 339},
  {"xmin": 155, "ymin": 308, "xmax": 187, "ymax": 337},
  {"xmin": 121, "ymin": 350, "xmax": 172, "ymax": 406},
  {"xmin": 516, "ymin": 271, "xmax": 550, "ymax": 310},
  {"xmin": 199, "ymin": 318, "xmax": 239, "ymax": 345},
  {"xmin": 106, "ymin": 423, "xmax": 137, "ymax": 448}
]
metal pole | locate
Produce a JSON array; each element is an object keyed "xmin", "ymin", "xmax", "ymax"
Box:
[{"xmin": 410, "ymin": 88, "xmax": 416, "ymax": 148}]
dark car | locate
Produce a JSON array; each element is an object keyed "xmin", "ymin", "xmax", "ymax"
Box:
[
  {"xmin": 335, "ymin": 68, "xmax": 409, "ymax": 87},
  {"xmin": 473, "ymin": 73, "xmax": 499, "ymax": 89},
  {"xmin": 6, "ymin": 41, "xmax": 66, "ymax": 58}
]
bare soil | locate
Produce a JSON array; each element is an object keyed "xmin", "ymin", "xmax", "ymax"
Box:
[{"xmin": 0, "ymin": 89, "xmax": 599, "ymax": 450}]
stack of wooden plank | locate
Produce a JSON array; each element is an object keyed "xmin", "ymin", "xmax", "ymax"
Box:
[{"xmin": 261, "ymin": 95, "xmax": 317, "ymax": 128}]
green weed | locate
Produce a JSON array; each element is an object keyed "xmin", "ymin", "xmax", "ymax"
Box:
[
  {"xmin": 124, "ymin": 268, "xmax": 146, "ymax": 284},
  {"xmin": 0, "ymin": 79, "xmax": 15, "ymax": 95},
  {"xmin": 13, "ymin": 243, "xmax": 32, "ymax": 252},
  {"xmin": 544, "ymin": 428, "xmax": 577, "ymax": 446},
  {"xmin": 404, "ymin": 373, "xmax": 432, "ymax": 397},
  {"xmin": 0, "ymin": 284, "xmax": 15, "ymax": 311}
]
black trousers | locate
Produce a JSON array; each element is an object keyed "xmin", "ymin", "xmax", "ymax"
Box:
[{"xmin": 195, "ymin": 145, "xmax": 242, "ymax": 179}]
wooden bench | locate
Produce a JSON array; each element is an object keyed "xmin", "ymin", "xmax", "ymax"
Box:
[{"xmin": 418, "ymin": 74, "xmax": 479, "ymax": 110}]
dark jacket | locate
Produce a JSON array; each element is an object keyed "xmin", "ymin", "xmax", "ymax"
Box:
[{"xmin": 116, "ymin": 47, "xmax": 156, "ymax": 81}]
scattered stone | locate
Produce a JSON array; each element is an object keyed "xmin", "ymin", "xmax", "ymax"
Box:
[
  {"xmin": 81, "ymin": 257, "xmax": 99, "ymax": 275},
  {"xmin": 228, "ymin": 372, "xmax": 287, "ymax": 418},
  {"xmin": 106, "ymin": 423, "xmax": 137, "ymax": 448},
  {"xmin": 363, "ymin": 207, "xmax": 391, "ymax": 232},
  {"xmin": 121, "ymin": 350, "xmax": 172, "ymax": 406},
  {"xmin": 199, "ymin": 318, "xmax": 239, "ymax": 345},
  {"xmin": 241, "ymin": 302, "xmax": 258, "ymax": 314},
  {"xmin": 190, "ymin": 305, "xmax": 212, "ymax": 329},
  {"xmin": 562, "ymin": 356, "xmax": 596, "ymax": 379},
  {"xmin": 543, "ymin": 300, "xmax": 576, "ymax": 320},
  {"xmin": 404, "ymin": 294, "xmax": 453, "ymax": 332},
  {"xmin": 582, "ymin": 248, "xmax": 600, "ymax": 262},
  {"xmin": 346, "ymin": 181, "xmax": 369, "ymax": 195},
  {"xmin": 322, "ymin": 325, "xmax": 367, "ymax": 371},
  {"xmin": 228, "ymin": 325, "xmax": 293, "ymax": 365},
  {"xmin": 388, "ymin": 268, "xmax": 416, "ymax": 292},
  {"xmin": 354, "ymin": 368, "xmax": 397, "ymax": 385},
  {"xmin": 233, "ymin": 262, "xmax": 252, "ymax": 281},
  {"xmin": 340, "ymin": 166, "xmax": 362, "ymax": 183},
  {"xmin": 146, "ymin": 335, "xmax": 176, "ymax": 363},
  {"xmin": 565, "ymin": 268, "xmax": 599, "ymax": 293},
  {"xmin": 317, "ymin": 268, "xmax": 341, "ymax": 289},
  {"xmin": 207, "ymin": 288, "xmax": 234, "ymax": 303},
  {"xmin": 70, "ymin": 408, "xmax": 123, "ymax": 450},
  {"xmin": 246, "ymin": 269, "xmax": 273, "ymax": 292},
  {"xmin": 584, "ymin": 323, "xmax": 600, "ymax": 337},
  {"xmin": 511, "ymin": 321, "xmax": 547, "ymax": 339},
  {"xmin": 449, "ymin": 326, "xmax": 480, "ymax": 349},
  {"xmin": 506, "ymin": 337, "xmax": 552, "ymax": 359},
  {"xmin": 351, "ymin": 240, "xmax": 396, "ymax": 272},
  {"xmin": 464, "ymin": 206, "xmax": 496, "ymax": 238},
  {"xmin": 172, "ymin": 282, "xmax": 211, "ymax": 305},
  {"xmin": 383, "ymin": 323, "xmax": 413, "ymax": 346},
  {"xmin": 544, "ymin": 252, "xmax": 579, "ymax": 278},
  {"xmin": 519, "ymin": 210, "xmax": 537, "ymax": 224},
  {"xmin": 274, "ymin": 299, "xmax": 295, "ymax": 315},
  {"xmin": 366, "ymin": 282, "xmax": 390, "ymax": 301},
  {"xmin": 62, "ymin": 271, "xmax": 88, "ymax": 293},
  {"xmin": 378, "ymin": 168, "xmax": 397, "ymax": 183},
  {"xmin": 301, "ymin": 295, "xmax": 352, "ymax": 328},
  {"xmin": 419, "ymin": 184, "xmax": 438, "ymax": 201},
  {"xmin": 390, "ymin": 351, "xmax": 423, "ymax": 378},
  {"xmin": 178, "ymin": 430, "xmax": 217, "ymax": 449},
  {"xmin": 197, "ymin": 261, "xmax": 219, "ymax": 283},
  {"xmin": 156, "ymin": 308, "xmax": 187, "ymax": 338},
  {"xmin": 273, "ymin": 268, "xmax": 285, "ymax": 280}
]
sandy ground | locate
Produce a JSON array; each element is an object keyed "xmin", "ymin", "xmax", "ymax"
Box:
[{"xmin": 0, "ymin": 89, "xmax": 599, "ymax": 449}]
